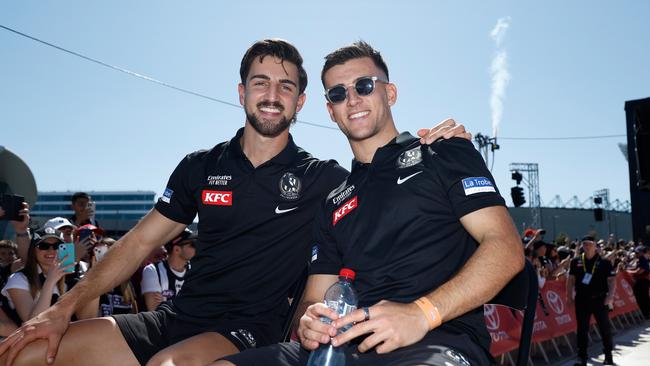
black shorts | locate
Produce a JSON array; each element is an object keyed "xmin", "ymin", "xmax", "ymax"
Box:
[
  {"xmin": 221, "ymin": 330, "xmax": 491, "ymax": 366},
  {"xmin": 113, "ymin": 303, "xmax": 277, "ymax": 365}
]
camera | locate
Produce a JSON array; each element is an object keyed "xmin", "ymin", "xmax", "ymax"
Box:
[{"xmin": 0, "ymin": 194, "xmax": 24, "ymax": 221}]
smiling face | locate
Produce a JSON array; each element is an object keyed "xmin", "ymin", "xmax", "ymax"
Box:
[
  {"xmin": 323, "ymin": 57, "xmax": 397, "ymax": 143},
  {"xmin": 35, "ymin": 237, "xmax": 59, "ymax": 268},
  {"xmin": 238, "ymin": 56, "xmax": 306, "ymax": 138}
]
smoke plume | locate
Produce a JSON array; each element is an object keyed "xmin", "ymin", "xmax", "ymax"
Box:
[{"xmin": 489, "ymin": 17, "xmax": 511, "ymax": 137}]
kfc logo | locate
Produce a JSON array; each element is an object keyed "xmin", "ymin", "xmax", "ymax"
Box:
[
  {"xmin": 483, "ymin": 304, "xmax": 500, "ymax": 330},
  {"xmin": 202, "ymin": 190, "xmax": 232, "ymax": 206},
  {"xmin": 545, "ymin": 290, "xmax": 564, "ymax": 314},
  {"xmin": 332, "ymin": 196, "xmax": 357, "ymax": 226}
]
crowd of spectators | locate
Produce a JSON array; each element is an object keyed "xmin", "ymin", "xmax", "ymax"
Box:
[
  {"xmin": 523, "ymin": 227, "xmax": 650, "ymax": 318},
  {"xmin": 0, "ymin": 192, "xmax": 647, "ymax": 346},
  {"xmin": 0, "ymin": 192, "xmax": 196, "ymax": 338}
]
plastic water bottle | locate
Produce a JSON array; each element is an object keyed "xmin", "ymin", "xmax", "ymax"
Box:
[{"xmin": 306, "ymin": 268, "xmax": 358, "ymax": 366}]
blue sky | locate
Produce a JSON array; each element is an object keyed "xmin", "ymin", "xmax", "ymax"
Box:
[{"xmin": 2, "ymin": 1, "xmax": 649, "ymax": 207}]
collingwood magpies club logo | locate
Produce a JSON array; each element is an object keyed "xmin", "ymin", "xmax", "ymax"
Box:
[
  {"xmin": 279, "ymin": 172, "xmax": 302, "ymax": 200},
  {"xmin": 396, "ymin": 147, "xmax": 422, "ymax": 168}
]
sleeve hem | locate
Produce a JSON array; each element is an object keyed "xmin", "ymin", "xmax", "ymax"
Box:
[
  {"xmin": 154, "ymin": 204, "xmax": 194, "ymax": 225},
  {"xmin": 453, "ymin": 196, "xmax": 506, "ymax": 218},
  {"xmin": 309, "ymin": 265, "xmax": 340, "ymax": 276}
]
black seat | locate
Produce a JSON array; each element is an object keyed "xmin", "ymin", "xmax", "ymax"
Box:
[
  {"xmin": 488, "ymin": 259, "xmax": 539, "ymax": 366},
  {"xmin": 280, "ymin": 263, "xmax": 310, "ymax": 342}
]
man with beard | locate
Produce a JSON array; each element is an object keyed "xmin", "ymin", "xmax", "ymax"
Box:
[{"xmin": 0, "ymin": 39, "xmax": 468, "ymax": 366}]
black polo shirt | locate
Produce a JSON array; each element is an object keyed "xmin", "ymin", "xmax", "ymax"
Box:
[
  {"xmin": 155, "ymin": 128, "xmax": 348, "ymax": 327},
  {"xmin": 311, "ymin": 133, "xmax": 505, "ymax": 357},
  {"xmin": 569, "ymin": 254, "xmax": 615, "ymax": 299}
]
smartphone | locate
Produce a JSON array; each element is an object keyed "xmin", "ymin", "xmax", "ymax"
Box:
[
  {"xmin": 0, "ymin": 194, "xmax": 24, "ymax": 221},
  {"xmin": 57, "ymin": 243, "xmax": 75, "ymax": 273},
  {"xmin": 78, "ymin": 229, "xmax": 93, "ymax": 242}
]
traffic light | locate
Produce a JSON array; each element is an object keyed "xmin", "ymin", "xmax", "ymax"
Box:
[{"xmin": 511, "ymin": 186, "xmax": 526, "ymax": 207}]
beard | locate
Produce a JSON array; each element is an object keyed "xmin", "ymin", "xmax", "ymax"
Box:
[{"xmin": 245, "ymin": 101, "xmax": 296, "ymax": 138}]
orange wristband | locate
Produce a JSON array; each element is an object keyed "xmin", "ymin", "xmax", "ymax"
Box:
[{"xmin": 414, "ymin": 297, "xmax": 442, "ymax": 330}]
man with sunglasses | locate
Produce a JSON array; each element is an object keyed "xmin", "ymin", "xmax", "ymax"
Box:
[
  {"xmin": 0, "ymin": 39, "xmax": 468, "ymax": 366},
  {"xmin": 216, "ymin": 41, "xmax": 524, "ymax": 366},
  {"xmin": 141, "ymin": 228, "xmax": 196, "ymax": 311}
]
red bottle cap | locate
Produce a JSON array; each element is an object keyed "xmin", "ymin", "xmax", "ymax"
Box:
[{"xmin": 339, "ymin": 268, "xmax": 355, "ymax": 280}]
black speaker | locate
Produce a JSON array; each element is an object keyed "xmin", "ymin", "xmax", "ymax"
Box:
[
  {"xmin": 633, "ymin": 101, "xmax": 650, "ymax": 190},
  {"xmin": 511, "ymin": 186, "xmax": 526, "ymax": 207},
  {"xmin": 594, "ymin": 208, "xmax": 604, "ymax": 222}
]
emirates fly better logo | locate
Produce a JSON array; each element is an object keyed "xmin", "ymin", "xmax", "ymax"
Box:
[
  {"xmin": 332, "ymin": 196, "xmax": 357, "ymax": 225},
  {"xmin": 202, "ymin": 190, "xmax": 232, "ymax": 206}
]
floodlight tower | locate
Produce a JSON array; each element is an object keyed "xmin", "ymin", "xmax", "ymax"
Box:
[
  {"xmin": 509, "ymin": 163, "xmax": 542, "ymax": 229},
  {"xmin": 474, "ymin": 133, "xmax": 499, "ymax": 169}
]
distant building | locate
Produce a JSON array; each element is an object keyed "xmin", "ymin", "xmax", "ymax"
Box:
[
  {"xmin": 30, "ymin": 191, "xmax": 157, "ymax": 237},
  {"xmin": 4, "ymin": 190, "xmax": 634, "ymax": 242}
]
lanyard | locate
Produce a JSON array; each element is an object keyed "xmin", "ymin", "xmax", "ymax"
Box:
[{"xmin": 581, "ymin": 253, "xmax": 598, "ymax": 275}]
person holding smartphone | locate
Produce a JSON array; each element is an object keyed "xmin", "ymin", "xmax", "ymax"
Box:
[
  {"xmin": 68, "ymin": 192, "xmax": 100, "ymax": 228},
  {"xmin": 0, "ymin": 228, "xmax": 72, "ymax": 325},
  {"xmin": 73, "ymin": 224, "xmax": 103, "ymax": 262},
  {"xmin": 0, "ymin": 201, "xmax": 31, "ymax": 268}
]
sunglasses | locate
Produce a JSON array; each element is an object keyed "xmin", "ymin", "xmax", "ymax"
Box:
[
  {"xmin": 324, "ymin": 76, "xmax": 388, "ymax": 104},
  {"xmin": 36, "ymin": 243, "xmax": 59, "ymax": 251}
]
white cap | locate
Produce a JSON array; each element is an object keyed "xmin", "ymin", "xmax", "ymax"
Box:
[{"xmin": 43, "ymin": 217, "xmax": 75, "ymax": 230}]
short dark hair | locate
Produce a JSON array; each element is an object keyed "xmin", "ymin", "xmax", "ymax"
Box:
[
  {"xmin": 71, "ymin": 192, "xmax": 90, "ymax": 203},
  {"xmin": 239, "ymin": 39, "xmax": 308, "ymax": 94},
  {"xmin": 321, "ymin": 41, "xmax": 389, "ymax": 87},
  {"xmin": 581, "ymin": 235, "xmax": 595, "ymax": 242}
]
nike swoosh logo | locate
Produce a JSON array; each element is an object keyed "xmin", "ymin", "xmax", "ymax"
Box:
[
  {"xmin": 397, "ymin": 171, "xmax": 423, "ymax": 184},
  {"xmin": 275, "ymin": 206, "xmax": 298, "ymax": 214}
]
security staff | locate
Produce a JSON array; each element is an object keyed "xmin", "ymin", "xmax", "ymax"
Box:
[{"xmin": 567, "ymin": 236, "xmax": 616, "ymax": 366}]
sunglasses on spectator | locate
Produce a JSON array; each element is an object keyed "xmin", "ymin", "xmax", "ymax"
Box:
[
  {"xmin": 36, "ymin": 243, "xmax": 59, "ymax": 250},
  {"xmin": 324, "ymin": 76, "xmax": 388, "ymax": 104}
]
